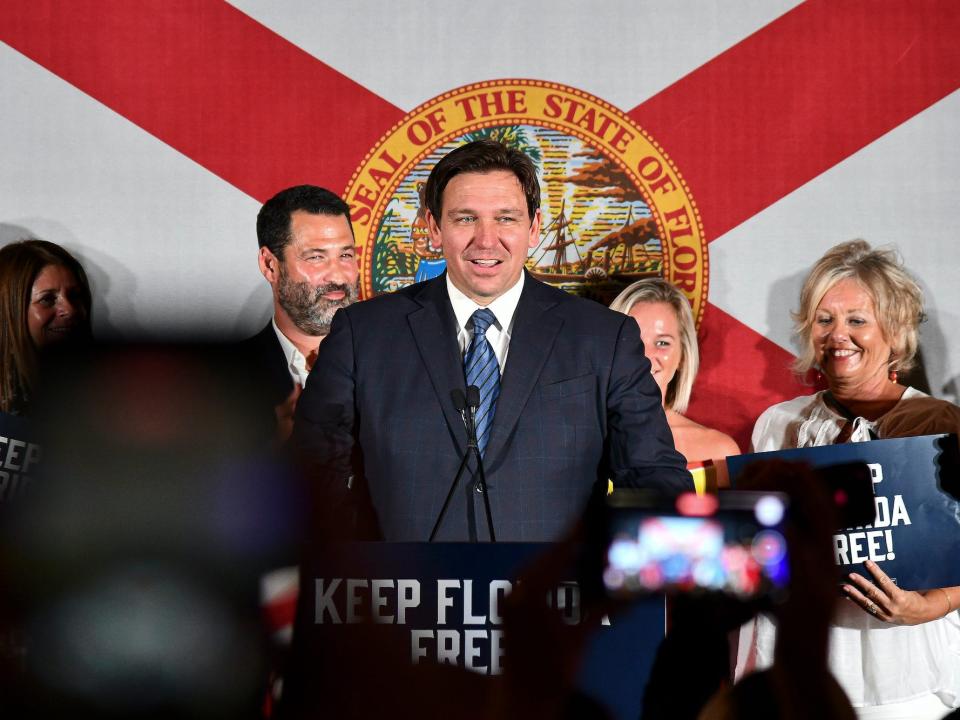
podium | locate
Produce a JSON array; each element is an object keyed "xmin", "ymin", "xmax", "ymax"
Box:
[{"xmin": 283, "ymin": 542, "xmax": 665, "ymax": 719}]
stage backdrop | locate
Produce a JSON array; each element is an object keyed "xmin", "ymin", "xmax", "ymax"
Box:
[{"xmin": 1, "ymin": 1, "xmax": 958, "ymax": 447}]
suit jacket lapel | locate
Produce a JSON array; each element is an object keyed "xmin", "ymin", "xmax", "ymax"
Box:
[
  {"xmin": 485, "ymin": 276, "xmax": 563, "ymax": 462},
  {"xmin": 407, "ymin": 276, "xmax": 469, "ymax": 454}
]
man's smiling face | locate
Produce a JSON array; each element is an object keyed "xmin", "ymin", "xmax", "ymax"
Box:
[
  {"xmin": 264, "ymin": 210, "xmax": 359, "ymax": 336},
  {"xmin": 427, "ymin": 170, "xmax": 541, "ymax": 306}
]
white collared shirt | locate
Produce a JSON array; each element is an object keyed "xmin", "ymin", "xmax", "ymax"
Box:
[
  {"xmin": 446, "ymin": 271, "xmax": 524, "ymax": 372},
  {"xmin": 271, "ymin": 317, "xmax": 311, "ymax": 389}
]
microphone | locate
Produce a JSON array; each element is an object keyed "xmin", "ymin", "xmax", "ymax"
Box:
[
  {"xmin": 429, "ymin": 388, "xmax": 496, "ymax": 542},
  {"xmin": 465, "ymin": 384, "xmax": 495, "ymax": 543},
  {"xmin": 462, "ymin": 384, "xmax": 480, "ymax": 451},
  {"xmin": 465, "ymin": 385, "xmax": 480, "ymax": 411},
  {"xmin": 451, "ymin": 388, "xmax": 475, "ymax": 446},
  {"xmin": 451, "ymin": 388, "xmax": 467, "ymax": 423}
]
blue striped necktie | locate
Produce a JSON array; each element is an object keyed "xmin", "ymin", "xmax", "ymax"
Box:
[{"xmin": 464, "ymin": 308, "xmax": 500, "ymax": 456}]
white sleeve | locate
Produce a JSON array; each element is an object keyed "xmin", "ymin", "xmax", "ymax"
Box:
[{"xmin": 750, "ymin": 405, "xmax": 779, "ymax": 452}]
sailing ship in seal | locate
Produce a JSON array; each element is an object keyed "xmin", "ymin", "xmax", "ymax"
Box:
[{"xmin": 526, "ymin": 200, "xmax": 664, "ymax": 284}]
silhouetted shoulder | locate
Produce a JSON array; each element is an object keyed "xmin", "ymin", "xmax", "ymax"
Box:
[
  {"xmin": 528, "ymin": 279, "xmax": 635, "ymax": 334},
  {"xmin": 340, "ymin": 278, "xmax": 432, "ymax": 321}
]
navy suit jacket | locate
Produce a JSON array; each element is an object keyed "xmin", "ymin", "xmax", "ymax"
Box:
[
  {"xmin": 293, "ymin": 272, "xmax": 692, "ymax": 541},
  {"xmin": 238, "ymin": 322, "xmax": 294, "ymax": 409}
]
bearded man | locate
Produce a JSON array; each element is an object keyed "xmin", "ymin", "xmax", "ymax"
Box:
[
  {"xmin": 242, "ymin": 185, "xmax": 362, "ymax": 696},
  {"xmin": 245, "ymin": 185, "xmax": 359, "ymax": 444}
]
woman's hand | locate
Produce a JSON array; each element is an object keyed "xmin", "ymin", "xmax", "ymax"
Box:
[{"xmin": 843, "ymin": 560, "xmax": 947, "ymax": 625}]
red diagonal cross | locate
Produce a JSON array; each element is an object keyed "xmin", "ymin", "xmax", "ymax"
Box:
[
  {"xmin": 3, "ymin": 0, "xmax": 958, "ymax": 445},
  {"xmin": 0, "ymin": 0, "xmax": 405, "ymax": 202},
  {"xmin": 632, "ymin": 0, "xmax": 960, "ymax": 243},
  {"xmin": 629, "ymin": 0, "xmax": 960, "ymax": 444}
]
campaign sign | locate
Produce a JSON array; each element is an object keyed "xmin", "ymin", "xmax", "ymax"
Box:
[
  {"xmin": 286, "ymin": 542, "xmax": 665, "ymax": 720},
  {"xmin": 727, "ymin": 434, "xmax": 960, "ymax": 590},
  {"xmin": 0, "ymin": 412, "xmax": 41, "ymax": 503}
]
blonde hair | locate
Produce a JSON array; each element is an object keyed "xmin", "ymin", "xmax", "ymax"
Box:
[
  {"xmin": 793, "ymin": 240, "xmax": 923, "ymax": 375},
  {"xmin": 609, "ymin": 278, "xmax": 698, "ymax": 413}
]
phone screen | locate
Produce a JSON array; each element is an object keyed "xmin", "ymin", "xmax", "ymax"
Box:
[{"xmin": 603, "ymin": 491, "xmax": 790, "ymax": 599}]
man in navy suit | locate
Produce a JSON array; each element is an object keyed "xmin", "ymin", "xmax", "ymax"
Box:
[{"xmin": 294, "ymin": 140, "xmax": 691, "ymax": 542}]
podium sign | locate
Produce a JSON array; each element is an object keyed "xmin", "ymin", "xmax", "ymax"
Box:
[
  {"xmin": 727, "ymin": 434, "xmax": 960, "ymax": 590},
  {"xmin": 287, "ymin": 542, "xmax": 665, "ymax": 720}
]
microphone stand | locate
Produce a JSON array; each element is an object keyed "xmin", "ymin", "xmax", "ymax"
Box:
[
  {"xmin": 429, "ymin": 390, "xmax": 476, "ymax": 541},
  {"xmin": 466, "ymin": 385, "xmax": 496, "ymax": 543},
  {"xmin": 428, "ymin": 387, "xmax": 496, "ymax": 542}
]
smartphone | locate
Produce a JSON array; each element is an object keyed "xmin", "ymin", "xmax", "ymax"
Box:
[{"xmin": 602, "ymin": 490, "xmax": 790, "ymax": 599}]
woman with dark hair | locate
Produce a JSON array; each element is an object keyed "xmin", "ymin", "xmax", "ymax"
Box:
[
  {"xmin": 737, "ymin": 240, "xmax": 960, "ymax": 719},
  {"xmin": 0, "ymin": 239, "xmax": 92, "ymax": 415}
]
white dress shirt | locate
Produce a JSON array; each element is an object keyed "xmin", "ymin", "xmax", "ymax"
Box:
[
  {"xmin": 271, "ymin": 317, "xmax": 310, "ymax": 389},
  {"xmin": 446, "ymin": 271, "xmax": 524, "ymax": 372}
]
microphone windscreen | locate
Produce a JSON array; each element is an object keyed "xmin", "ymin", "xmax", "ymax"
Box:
[
  {"xmin": 450, "ymin": 388, "xmax": 466, "ymax": 411},
  {"xmin": 466, "ymin": 385, "xmax": 480, "ymax": 408}
]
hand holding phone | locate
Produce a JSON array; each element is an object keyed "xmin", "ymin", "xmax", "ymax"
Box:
[{"xmin": 602, "ymin": 491, "xmax": 791, "ymax": 600}]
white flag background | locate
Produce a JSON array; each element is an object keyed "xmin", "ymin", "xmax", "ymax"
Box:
[{"xmin": 2, "ymin": 0, "xmax": 958, "ymax": 445}]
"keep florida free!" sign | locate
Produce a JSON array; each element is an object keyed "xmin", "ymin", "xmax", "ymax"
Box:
[{"xmin": 727, "ymin": 434, "xmax": 960, "ymax": 591}]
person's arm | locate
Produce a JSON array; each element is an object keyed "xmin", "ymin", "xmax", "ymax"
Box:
[
  {"xmin": 291, "ymin": 308, "xmax": 362, "ymax": 538},
  {"xmin": 844, "ymin": 560, "xmax": 959, "ymax": 624},
  {"xmin": 606, "ymin": 316, "xmax": 693, "ymax": 494}
]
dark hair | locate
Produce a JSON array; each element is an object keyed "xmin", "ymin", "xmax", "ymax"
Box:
[
  {"xmin": 423, "ymin": 139, "xmax": 540, "ymax": 223},
  {"xmin": 0, "ymin": 239, "xmax": 92, "ymax": 413},
  {"xmin": 256, "ymin": 185, "xmax": 353, "ymax": 258}
]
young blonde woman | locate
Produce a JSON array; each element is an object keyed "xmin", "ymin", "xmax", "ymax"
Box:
[{"xmin": 610, "ymin": 278, "xmax": 738, "ymax": 490}]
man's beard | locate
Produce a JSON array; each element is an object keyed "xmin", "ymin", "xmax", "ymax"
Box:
[{"xmin": 277, "ymin": 265, "xmax": 358, "ymax": 336}]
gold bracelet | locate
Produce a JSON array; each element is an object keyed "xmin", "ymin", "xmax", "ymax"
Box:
[{"xmin": 936, "ymin": 588, "xmax": 953, "ymax": 616}]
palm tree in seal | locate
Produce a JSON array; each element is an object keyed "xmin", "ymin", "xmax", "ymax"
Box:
[{"xmin": 461, "ymin": 126, "xmax": 542, "ymax": 169}]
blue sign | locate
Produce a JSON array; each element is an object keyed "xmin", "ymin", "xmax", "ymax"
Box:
[
  {"xmin": 288, "ymin": 542, "xmax": 665, "ymax": 720},
  {"xmin": 727, "ymin": 434, "xmax": 960, "ymax": 590}
]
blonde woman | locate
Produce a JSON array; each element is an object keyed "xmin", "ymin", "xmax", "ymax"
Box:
[
  {"xmin": 738, "ymin": 240, "xmax": 960, "ymax": 719},
  {"xmin": 610, "ymin": 278, "xmax": 738, "ymax": 489}
]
